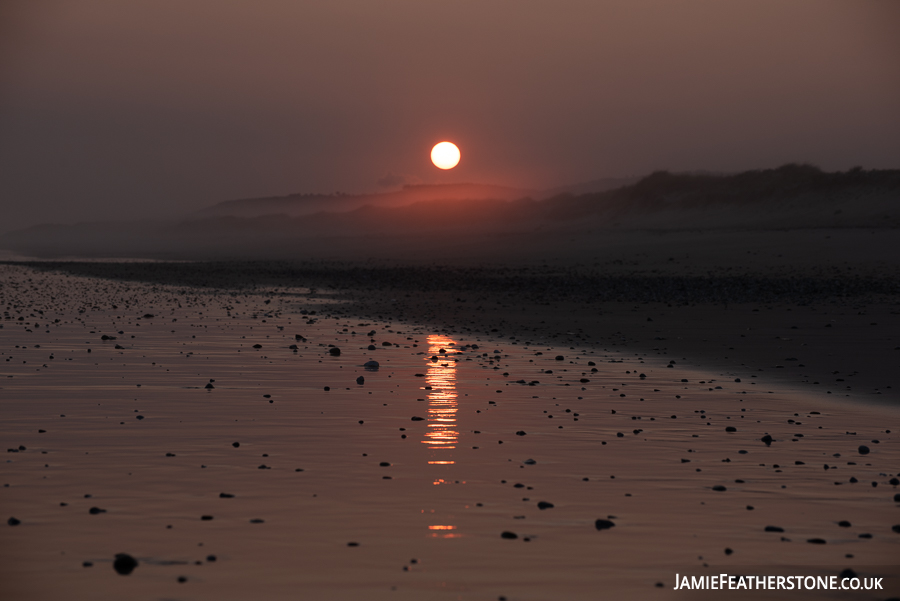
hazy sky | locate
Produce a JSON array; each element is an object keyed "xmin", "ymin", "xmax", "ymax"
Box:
[{"xmin": 1, "ymin": 0, "xmax": 898, "ymax": 232}]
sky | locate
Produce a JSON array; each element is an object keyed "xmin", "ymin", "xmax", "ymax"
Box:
[{"xmin": 1, "ymin": 0, "xmax": 898, "ymax": 232}]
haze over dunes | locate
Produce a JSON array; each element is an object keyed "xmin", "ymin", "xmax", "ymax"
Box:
[
  {"xmin": 1, "ymin": 1, "xmax": 898, "ymax": 232},
  {"xmin": 3, "ymin": 165, "xmax": 897, "ymax": 262}
]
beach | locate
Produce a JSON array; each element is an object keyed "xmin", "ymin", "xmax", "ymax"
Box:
[{"xmin": 1, "ymin": 261, "xmax": 898, "ymax": 600}]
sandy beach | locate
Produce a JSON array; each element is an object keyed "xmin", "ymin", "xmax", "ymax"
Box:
[{"xmin": 2, "ymin": 262, "xmax": 898, "ymax": 600}]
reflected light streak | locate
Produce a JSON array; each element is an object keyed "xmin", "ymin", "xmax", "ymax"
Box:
[{"xmin": 422, "ymin": 334, "xmax": 459, "ymax": 464}]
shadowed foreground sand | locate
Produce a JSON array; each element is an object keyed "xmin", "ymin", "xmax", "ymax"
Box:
[{"xmin": 1, "ymin": 264, "xmax": 898, "ymax": 600}]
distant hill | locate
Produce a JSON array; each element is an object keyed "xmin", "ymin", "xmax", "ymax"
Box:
[
  {"xmin": 196, "ymin": 182, "xmax": 537, "ymax": 218},
  {"xmin": 3, "ymin": 164, "xmax": 898, "ymax": 260},
  {"xmin": 539, "ymin": 176, "xmax": 641, "ymax": 197}
]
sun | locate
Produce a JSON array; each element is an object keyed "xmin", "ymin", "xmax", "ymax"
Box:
[{"xmin": 430, "ymin": 141, "xmax": 460, "ymax": 170}]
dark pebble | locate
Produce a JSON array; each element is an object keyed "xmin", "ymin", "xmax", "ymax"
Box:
[
  {"xmin": 595, "ymin": 519, "xmax": 616, "ymax": 530},
  {"xmin": 8, "ymin": 517, "xmax": 21, "ymax": 526},
  {"xmin": 501, "ymin": 531, "xmax": 518, "ymax": 539},
  {"xmin": 113, "ymin": 553, "xmax": 138, "ymax": 575},
  {"xmin": 764, "ymin": 526, "xmax": 784, "ymax": 532},
  {"xmin": 536, "ymin": 501, "xmax": 554, "ymax": 510},
  {"xmin": 88, "ymin": 507, "xmax": 106, "ymax": 515},
  {"xmin": 329, "ymin": 348, "xmax": 341, "ymax": 356},
  {"xmin": 858, "ymin": 445, "xmax": 870, "ymax": 455}
]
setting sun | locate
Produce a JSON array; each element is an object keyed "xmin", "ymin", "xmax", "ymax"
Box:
[{"xmin": 430, "ymin": 142, "xmax": 460, "ymax": 170}]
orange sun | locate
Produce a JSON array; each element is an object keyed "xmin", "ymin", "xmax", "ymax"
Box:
[{"xmin": 430, "ymin": 142, "xmax": 460, "ymax": 170}]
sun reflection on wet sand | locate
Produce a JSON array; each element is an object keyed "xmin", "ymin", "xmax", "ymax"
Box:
[
  {"xmin": 427, "ymin": 524, "xmax": 462, "ymax": 538},
  {"xmin": 422, "ymin": 334, "xmax": 458, "ymax": 465}
]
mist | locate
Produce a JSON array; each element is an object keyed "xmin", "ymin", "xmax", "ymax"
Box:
[{"xmin": 1, "ymin": 0, "xmax": 898, "ymax": 233}]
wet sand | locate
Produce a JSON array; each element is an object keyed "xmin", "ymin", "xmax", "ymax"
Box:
[{"xmin": 1, "ymin": 263, "xmax": 899, "ymax": 600}]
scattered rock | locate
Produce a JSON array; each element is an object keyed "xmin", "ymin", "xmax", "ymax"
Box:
[
  {"xmin": 113, "ymin": 553, "xmax": 138, "ymax": 575},
  {"xmin": 595, "ymin": 519, "xmax": 615, "ymax": 530}
]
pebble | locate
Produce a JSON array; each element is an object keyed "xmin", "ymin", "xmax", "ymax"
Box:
[{"xmin": 113, "ymin": 553, "xmax": 138, "ymax": 575}]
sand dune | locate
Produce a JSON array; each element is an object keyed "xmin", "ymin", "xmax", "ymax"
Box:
[{"xmin": 2, "ymin": 165, "xmax": 897, "ymax": 262}]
